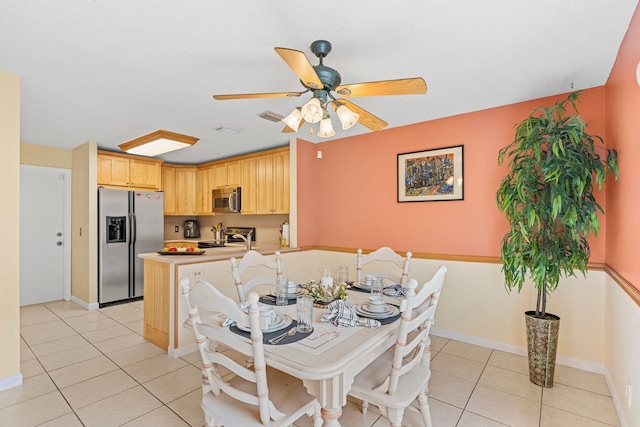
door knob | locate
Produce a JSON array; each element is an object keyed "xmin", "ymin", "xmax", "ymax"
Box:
[{"xmin": 56, "ymin": 241, "xmax": 62, "ymax": 246}]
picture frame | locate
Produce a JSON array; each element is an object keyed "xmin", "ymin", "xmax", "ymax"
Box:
[{"xmin": 397, "ymin": 145, "xmax": 464, "ymax": 202}]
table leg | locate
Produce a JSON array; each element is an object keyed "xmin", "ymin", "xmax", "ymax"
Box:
[{"xmin": 321, "ymin": 406, "xmax": 342, "ymax": 426}]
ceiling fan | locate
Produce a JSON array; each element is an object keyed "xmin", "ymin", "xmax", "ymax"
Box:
[{"xmin": 213, "ymin": 40, "xmax": 427, "ymax": 137}]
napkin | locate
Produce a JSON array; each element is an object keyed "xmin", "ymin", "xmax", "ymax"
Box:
[
  {"xmin": 321, "ymin": 300, "xmax": 381, "ymax": 328},
  {"xmin": 383, "ymin": 284, "xmax": 406, "ymax": 297},
  {"xmin": 222, "ymin": 300, "xmax": 250, "ymax": 327}
]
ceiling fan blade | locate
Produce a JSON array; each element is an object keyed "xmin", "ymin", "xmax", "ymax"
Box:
[
  {"xmin": 213, "ymin": 92, "xmax": 303, "ymax": 100},
  {"xmin": 282, "ymin": 118, "xmax": 306, "ymax": 133},
  {"xmin": 334, "ymin": 99, "xmax": 388, "ymax": 132},
  {"xmin": 336, "ymin": 78, "xmax": 427, "ymax": 97},
  {"xmin": 275, "ymin": 47, "xmax": 323, "ymax": 90}
]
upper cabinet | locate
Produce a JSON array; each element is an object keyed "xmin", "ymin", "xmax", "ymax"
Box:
[
  {"xmin": 98, "ymin": 151, "xmax": 162, "ymax": 190},
  {"xmin": 241, "ymin": 157, "xmax": 257, "ymax": 214},
  {"xmin": 212, "ymin": 160, "xmax": 241, "ymax": 189},
  {"xmin": 255, "ymin": 149, "xmax": 290, "ymax": 215},
  {"xmin": 196, "ymin": 165, "xmax": 214, "ymax": 216},
  {"xmin": 162, "ymin": 165, "xmax": 197, "ymax": 215}
]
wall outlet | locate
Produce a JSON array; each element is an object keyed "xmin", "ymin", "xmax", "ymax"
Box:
[
  {"xmin": 174, "ymin": 226, "xmax": 179, "ymax": 233},
  {"xmin": 192, "ymin": 269, "xmax": 204, "ymax": 279},
  {"xmin": 626, "ymin": 382, "xmax": 633, "ymax": 409}
]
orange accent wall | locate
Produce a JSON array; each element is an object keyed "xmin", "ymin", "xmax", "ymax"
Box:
[
  {"xmin": 297, "ymin": 88, "xmax": 609, "ymax": 262},
  {"xmin": 605, "ymin": 3, "xmax": 640, "ymax": 290}
]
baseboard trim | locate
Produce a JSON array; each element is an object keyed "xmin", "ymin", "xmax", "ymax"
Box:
[
  {"xmin": 0, "ymin": 373, "xmax": 23, "ymax": 392},
  {"xmin": 431, "ymin": 327, "xmax": 605, "ymax": 374},
  {"xmin": 605, "ymin": 369, "xmax": 629, "ymax": 427},
  {"xmin": 71, "ymin": 295, "xmax": 99, "ymax": 311}
]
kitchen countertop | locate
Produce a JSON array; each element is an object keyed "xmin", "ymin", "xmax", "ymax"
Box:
[{"xmin": 139, "ymin": 242, "xmax": 298, "ymax": 265}]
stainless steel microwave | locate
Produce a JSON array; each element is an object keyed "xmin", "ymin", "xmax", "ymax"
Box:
[{"xmin": 212, "ymin": 187, "xmax": 241, "ymax": 213}]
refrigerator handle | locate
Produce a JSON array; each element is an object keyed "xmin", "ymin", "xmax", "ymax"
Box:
[{"xmin": 131, "ymin": 212, "xmax": 137, "ymax": 244}]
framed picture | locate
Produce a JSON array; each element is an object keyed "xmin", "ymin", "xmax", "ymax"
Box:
[{"xmin": 397, "ymin": 145, "xmax": 464, "ymax": 202}]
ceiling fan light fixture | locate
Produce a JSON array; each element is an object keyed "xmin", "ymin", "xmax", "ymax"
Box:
[
  {"xmin": 301, "ymin": 97, "xmax": 323, "ymax": 123},
  {"xmin": 335, "ymin": 104, "xmax": 360, "ymax": 130},
  {"xmin": 118, "ymin": 130, "xmax": 198, "ymax": 157},
  {"xmin": 282, "ymin": 107, "xmax": 304, "ymax": 132},
  {"xmin": 318, "ymin": 113, "xmax": 335, "ymax": 138}
]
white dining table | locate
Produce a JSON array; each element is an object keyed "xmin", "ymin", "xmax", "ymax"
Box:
[{"xmin": 223, "ymin": 289, "xmax": 402, "ymax": 427}]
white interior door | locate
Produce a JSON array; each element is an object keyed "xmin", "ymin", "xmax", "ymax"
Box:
[{"xmin": 20, "ymin": 165, "xmax": 71, "ymax": 306}]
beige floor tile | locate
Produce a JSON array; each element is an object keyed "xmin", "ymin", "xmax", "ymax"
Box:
[
  {"xmin": 71, "ymin": 317, "xmax": 120, "ymax": 334},
  {"xmin": 110, "ymin": 310, "xmax": 144, "ymax": 324},
  {"xmin": 466, "ymin": 385, "xmax": 541, "ymax": 427},
  {"xmin": 431, "ymin": 352, "xmax": 486, "ymax": 382},
  {"xmin": 130, "ymin": 300, "xmax": 145, "ymax": 310},
  {"xmin": 441, "ymin": 339, "xmax": 493, "ymax": 363},
  {"xmin": 122, "ymin": 405, "xmax": 190, "ymax": 426},
  {"xmin": 38, "ymin": 412, "xmax": 84, "ymax": 426},
  {"xmin": 554, "ymin": 364, "xmax": 611, "ymax": 396},
  {"xmin": 20, "ymin": 319, "xmax": 73, "ymax": 338},
  {"xmin": 20, "ymin": 326, "xmax": 78, "ymax": 346},
  {"xmin": 478, "ymin": 365, "xmax": 542, "ymax": 402},
  {"xmin": 108, "ymin": 341, "xmax": 166, "ymax": 367},
  {"xmin": 20, "ymin": 358, "xmax": 46, "ymax": 379},
  {"xmin": 20, "ymin": 346, "xmax": 35, "ymax": 362},
  {"xmin": 48, "ymin": 355, "xmax": 119, "ymax": 389},
  {"xmin": 540, "ymin": 405, "xmax": 616, "ymax": 426},
  {"xmin": 165, "ymin": 389, "xmax": 205, "ymax": 427},
  {"xmin": 81, "ymin": 324, "xmax": 133, "ymax": 343},
  {"xmin": 487, "ymin": 349, "xmax": 529, "ymax": 375},
  {"xmin": 124, "ymin": 353, "xmax": 189, "ymax": 383},
  {"xmin": 0, "ymin": 390, "xmax": 72, "ymax": 426},
  {"xmin": 20, "ymin": 310, "xmax": 59, "ymax": 327},
  {"xmin": 38, "ymin": 343, "xmax": 102, "ymax": 371},
  {"xmin": 124, "ymin": 319, "xmax": 144, "ymax": 335},
  {"xmin": 143, "ymin": 365, "xmax": 203, "ymax": 404},
  {"xmin": 62, "ymin": 310, "xmax": 109, "ymax": 326},
  {"xmin": 428, "ymin": 370, "xmax": 476, "ymax": 408},
  {"xmin": 0, "ymin": 373, "xmax": 57, "ymax": 410},
  {"xmin": 429, "ymin": 334, "xmax": 449, "ymax": 353},
  {"xmin": 30, "ymin": 334, "xmax": 89, "ymax": 357},
  {"xmin": 50, "ymin": 306, "xmax": 92, "ymax": 319},
  {"xmin": 180, "ymin": 350, "xmax": 202, "ymax": 365},
  {"xmin": 457, "ymin": 411, "xmax": 510, "ymax": 426},
  {"xmin": 75, "ymin": 385, "xmax": 163, "ymax": 427},
  {"xmin": 542, "ymin": 383, "xmax": 619, "ymax": 426},
  {"xmin": 93, "ymin": 332, "xmax": 147, "ymax": 354},
  {"xmin": 61, "ymin": 369, "xmax": 138, "ymax": 410},
  {"xmin": 323, "ymin": 400, "xmax": 380, "ymax": 427},
  {"xmin": 99, "ymin": 304, "xmax": 142, "ymax": 317},
  {"xmin": 427, "ymin": 398, "xmax": 463, "ymax": 427}
]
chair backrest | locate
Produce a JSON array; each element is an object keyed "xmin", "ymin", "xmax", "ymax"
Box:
[
  {"xmin": 230, "ymin": 250, "xmax": 283, "ymax": 302},
  {"xmin": 180, "ymin": 277, "xmax": 286, "ymax": 424},
  {"xmin": 356, "ymin": 247, "xmax": 412, "ymax": 286},
  {"xmin": 373, "ymin": 266, "xmax": 447, "ymax": 395}
]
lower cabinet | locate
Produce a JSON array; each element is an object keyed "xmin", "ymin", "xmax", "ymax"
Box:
[{"xmin": 143, "ymin": 260, "xmax": 170, "ymax": 350}]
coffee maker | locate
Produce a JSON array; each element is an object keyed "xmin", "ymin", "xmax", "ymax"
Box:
[{"xmin": 184, "ymin": 220, "xmax": 200, "ymax": 238}]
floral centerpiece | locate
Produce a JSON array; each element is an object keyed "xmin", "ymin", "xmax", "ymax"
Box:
[{"xmin": 306, "ymin": 279, "xmax": 348, "ymax": 306}]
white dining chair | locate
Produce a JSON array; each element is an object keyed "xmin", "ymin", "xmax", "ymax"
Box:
[
  {"xmin": 230, "ymin": 250, "xmax": 283, "ymax": 302},
  {"xmin": 180, "ymin": 277, "xmax": 322, "ymax": 427},
  {"xmin": 356, "ymin": 247, "xmax": 412, "ymax": 286},
  {"xmin": 348, "ymin": 266, "xmax": 447, "ymax": 427}
]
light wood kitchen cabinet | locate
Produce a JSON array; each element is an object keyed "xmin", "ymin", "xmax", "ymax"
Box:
[
  {"xmin": 196, "ymin": 165, "xmax": 214, "ymax": 215},
  {"xmin": 256, "ymin": 149, "xmax": 290, "ymax": 214},
  {"xmin": 241, "ymin": 157, "xmax": 257, "ymax": 214},
  {"xmin": 162, "ymin": 165, "xmax": 197, "ymax": 215},
  {"xmin": 98, "ymin": 151, "xmax": 162, "ymax": 190},
  {"xmin": 212, "ymin": 160, "xmax": 241, "ymax": 189},
  {"xmin": 143, "ymin": 259, "xmax": 170, "ymax": 350},
  {"xmin": 163, "ymin": 241, "xmax": 199, "ymax": 249}
]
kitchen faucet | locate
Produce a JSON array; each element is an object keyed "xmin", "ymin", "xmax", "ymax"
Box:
[{"xmin": 233, "ymin": 230, "xmax": 253, "ymax": 251}]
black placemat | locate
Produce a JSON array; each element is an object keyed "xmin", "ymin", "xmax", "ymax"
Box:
[
  {"xmin": 359, "ymin": 313, "xmax": 401, "ymax": 325},
  {"xmin": 229, "ymin": 321, "xmax": 312, "ymax": 345},
  {"xmin": 259, "ymin": 295, "xmax": 297, "ymax": 306}
]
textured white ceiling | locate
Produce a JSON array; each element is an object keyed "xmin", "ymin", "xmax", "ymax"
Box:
[{"xmin": 1, "ymin": 0, "xmax": 637, "ymax": 164}]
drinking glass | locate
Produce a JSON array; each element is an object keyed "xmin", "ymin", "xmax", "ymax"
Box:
[
  {"xmin": 336, "ymin": 265, "xmax": 349, "ymax": 286},
  {"xmin": 276, "ymin": 276, "xmax": 289, "ymax": 306},
  {"xmin": 296, "ymin": 295, "xmax": 314, "ymax": 333},
  {"xmin": 370, "ymin": 277, "xmax": 383, "ymax": 297}
]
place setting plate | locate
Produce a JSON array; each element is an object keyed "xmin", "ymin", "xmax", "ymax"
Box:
[
  {"xmin": 353, "ymin": 303, "xmax": 400, "ymax": 319},
  {"xmin": 236, "ymin": 314, "xmax": 293, "ymax": 333},
  {"xmin": 350, "ymin": 281, "xmax": 371, "ymax": 292},
  {"xmin": 270, "ymin": 288, "xmax": 306, "ymax": 299}
]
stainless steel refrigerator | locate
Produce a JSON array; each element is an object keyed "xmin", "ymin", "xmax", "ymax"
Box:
[{"xmin": 98, "ymin": 188, "xmax": 164, "ymax": 307}]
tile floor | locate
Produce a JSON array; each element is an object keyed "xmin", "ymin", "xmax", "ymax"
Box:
[{"xmin": 1, "ymin": 299, "xmax": 620, "ymax": 426}]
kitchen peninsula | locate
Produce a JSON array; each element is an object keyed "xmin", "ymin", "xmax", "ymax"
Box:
[{"xmin": 138, "ymin": 243, "xmax": 299, "ymax": 356}]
